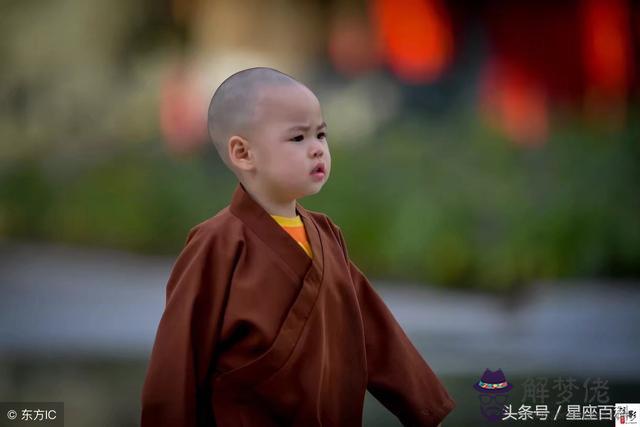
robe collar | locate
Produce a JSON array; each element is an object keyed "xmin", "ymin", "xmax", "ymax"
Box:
[{"xmin": 229, "ymin": 182, "xmax": 324, "ymax": 283}]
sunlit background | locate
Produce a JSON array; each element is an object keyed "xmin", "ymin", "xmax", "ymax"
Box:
[{"xmin": 1, "ymin": 0, "xmax": 638, "ymax": 426}]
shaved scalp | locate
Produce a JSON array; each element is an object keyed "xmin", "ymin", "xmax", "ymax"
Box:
[{"xmin": 207, "ymin": 67, "xmax": 302, "ymax": 169}]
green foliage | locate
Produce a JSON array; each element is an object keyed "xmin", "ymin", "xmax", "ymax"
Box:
[
  {"xmin": 0, "ymin": 144, "xmax": 234, "ymax": 254},
  {"xmin": 312, "ymin": 112, "xmax": 640, "ymax": 290},
  {"xmin": 1, "ymin": 115, "xmax": 638, "ymax": 291}
]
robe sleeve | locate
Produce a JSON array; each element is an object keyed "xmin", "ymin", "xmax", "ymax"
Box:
[
  {"xmin": 333, "ymin": 224, "xmax": 456, "ymax": 427},
  {"xmin": 141, "ymin": 224, "xmax": 235, "ymax": 427}
]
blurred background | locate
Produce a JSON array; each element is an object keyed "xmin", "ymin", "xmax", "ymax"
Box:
[{"xmin": 1, "ymin": 0, "xmax": 638, "ymax": 425}]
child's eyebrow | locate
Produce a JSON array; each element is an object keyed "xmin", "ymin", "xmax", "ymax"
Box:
[{"xmin": 287, "ymin": 122, "xmax": 327, "ymax": 132}]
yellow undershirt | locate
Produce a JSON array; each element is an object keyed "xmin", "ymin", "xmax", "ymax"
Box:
[{"xmin": 270, "ymin": 214, "xmax": 313, "ymax": 258}]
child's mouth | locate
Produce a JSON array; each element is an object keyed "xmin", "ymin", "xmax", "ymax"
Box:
[{"xmin": 310, "ymin": 163, "xmax": 326, "ymax": 180}]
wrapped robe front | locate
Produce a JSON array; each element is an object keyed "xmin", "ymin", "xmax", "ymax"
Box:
[{"xmin": 141, "ymin": 183, "xmax": 456, "ymax": 426}]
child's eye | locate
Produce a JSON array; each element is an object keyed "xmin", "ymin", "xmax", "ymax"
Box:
[
  {"xmin": 318, "ymin": 132, "xmax": 327, "ymax": 139},
  {"xmin": 291, "ymin": 135, "xmax": 304, "ymax": 142}
]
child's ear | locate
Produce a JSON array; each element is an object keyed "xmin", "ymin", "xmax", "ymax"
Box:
[{"xmin": 228, "ymin": 135, "xmax": 255, "ymax": 171}]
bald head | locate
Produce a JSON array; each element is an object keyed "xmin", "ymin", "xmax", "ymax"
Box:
[{"xmin": 207, "ymin": 67, "xmax": 303, "ymax": 169}]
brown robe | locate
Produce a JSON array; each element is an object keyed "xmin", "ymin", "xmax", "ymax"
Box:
[{"xmin": 141, "ymin": 182, "xmax": 456, "ymax": 426}]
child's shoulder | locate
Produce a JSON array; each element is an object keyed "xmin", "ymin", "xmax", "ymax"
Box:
[
  {"xmin": 299, "ymin": 206, "xmax": 346, "ymax": 245},
  {"xmin": 182, "ymin": 206, "xmax": 243, "ymax": 246},
  {"xmin": 299, "ymin": 206, "xmax": 336, "ymax": 228}
]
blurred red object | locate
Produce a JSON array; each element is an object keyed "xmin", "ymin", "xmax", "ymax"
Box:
[
  {"xmin": 371, "ymin": 0, "xmax": 453, "ymax": 84},
  {"xmin": 479, "ymin": 59, "xmax": 548, "ymax": 148},
  {"xmin": 581, "ymin": 0, "xmax": 632, "ymax": 112},
  {"xmin": 328, "ymin": 11, "xmax": 382, "ymax": 77},
  {"xmin": 160, "ymin": 63, "xmax": 208, "ymax": 156},
  {"xmin": 480, "ymin": 0, "xmax": 634, "ymax": 141},
  {"xmin": 484, "ymin": 1, "xmax": 584, "ymax": 106}
]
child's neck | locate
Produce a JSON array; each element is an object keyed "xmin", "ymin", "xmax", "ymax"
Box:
[
  {"xmin": 265, "ymin": 203, "xmax": 298, "ymax": 218},
  {"xmin": 244, "ymin": 185, "xmax": 298, "ymax": 218}
]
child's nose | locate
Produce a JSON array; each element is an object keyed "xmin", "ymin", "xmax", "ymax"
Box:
[{"xmin": 310, "ymin": 142, "xmax": 324, "ymax": 158}]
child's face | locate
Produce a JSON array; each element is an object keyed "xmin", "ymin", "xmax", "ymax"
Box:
[{"xmin": 249, "ymin": 84, "xmax": 331, "ymax": 202}]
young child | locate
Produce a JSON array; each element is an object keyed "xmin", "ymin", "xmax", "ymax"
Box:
[{"xmin": 141, "ymin": 67, "xmax": 456, "ymax": 426}]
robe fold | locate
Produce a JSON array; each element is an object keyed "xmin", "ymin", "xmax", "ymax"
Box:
[{"xmin": 141, "ymin": 182, "xmax": 456, "ymax": 426}]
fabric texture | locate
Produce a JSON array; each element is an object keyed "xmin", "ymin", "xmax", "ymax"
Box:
[{"xmin": 141, "ymin": 182, "xmax": 456, "ymax": 426}]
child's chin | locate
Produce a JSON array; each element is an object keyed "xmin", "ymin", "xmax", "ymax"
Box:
[{"xmin": 301, "ymin": 184, "xmax": 324, "ymax": 198}]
